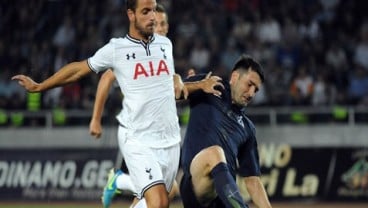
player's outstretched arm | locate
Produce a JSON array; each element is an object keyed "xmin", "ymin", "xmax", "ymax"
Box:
[
  {"xmin": 244, "ymin": 176, "xmax": 272, "ymax": 208},
  {"xmin": 184, "ymin": 72, "xmax": 224, "ymax": 97},
  {"xmin": 12, "ymin": 60, "xmax": 91, "ymax": 92},
  {"xmin": 89, "ymin": 69, "xmax": 116, "ymax": 139}
]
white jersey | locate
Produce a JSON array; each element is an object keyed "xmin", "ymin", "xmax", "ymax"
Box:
[{"xmin": 88, "ymin": 34, "xmax": 181, "ymax": 148}]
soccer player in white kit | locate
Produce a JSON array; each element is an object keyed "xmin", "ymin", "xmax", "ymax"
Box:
[
  {"xmin": 89, "ymin": 4, "xmax": 181, "ymax": 208},
  {"xmin": 12, "ymin": 0, "xmax": 183, "ymax": 207}
]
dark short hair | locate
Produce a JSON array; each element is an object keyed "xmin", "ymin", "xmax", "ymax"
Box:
[
  {"xmin": 232, "ymin": 54, "xmax": 265, "ymax": 82},
  {"xmin": 126, "ymin": 0, "xmax": 137, "ymax": 11},
  {"xmin": 156, "ymin": 3, "xmax": 166, "ymax": 13},
  {"xmin": 156, "ymin": 3, "xmax": 168, "ymax": 22},
  {"xmin": 126, "ymin": 0, "xmax": 162, "ymax": 14}
]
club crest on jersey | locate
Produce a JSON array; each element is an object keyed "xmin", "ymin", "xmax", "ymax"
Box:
[
  {"xmin": 126, "ymin": 53, "xmax": 136, "ymax": 60},
  {"xmin": 145, "ymin": 168, "xmax": 153, "ymax": 180},
  {"xmin": 160, "ymin": 46, "xmax": 167, "ymax": 59},
  {"xmin": 237, "ymin": 116, "xmax": 244, "ymax": 127},
  {"xmin": 133, "ymin": 60, "xmax": 170, "ymax": 79}
]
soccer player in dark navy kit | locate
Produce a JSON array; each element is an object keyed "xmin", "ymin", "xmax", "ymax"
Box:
[{"xmin": 180, "ymin": 55, "xmax": 272, "ymax": 208}]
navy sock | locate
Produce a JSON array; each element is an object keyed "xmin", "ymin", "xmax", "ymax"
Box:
[{"xmin": 210, "ymin": 162, "xmax": 249, "ymax": 208}]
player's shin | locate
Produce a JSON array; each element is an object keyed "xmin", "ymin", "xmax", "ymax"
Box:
[{"xmin": 210, "ymin": 162, "xmax": 249, "ymax": 208}]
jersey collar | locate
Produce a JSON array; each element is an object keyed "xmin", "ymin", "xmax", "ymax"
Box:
[{"xmin": 126, "ymin": 34, "xmax": 155, "ymax": 45}]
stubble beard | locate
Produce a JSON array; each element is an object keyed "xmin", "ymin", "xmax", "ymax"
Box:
[{"xmin": 135, "ymin": 21, "xmax": 153, "ymax": 40}]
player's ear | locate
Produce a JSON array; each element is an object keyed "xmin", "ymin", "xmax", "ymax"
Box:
[
  {"xmin": 229, "ymin": 70, "xmax": 240, "ymax": 85},
  {"xmin": 127, "ymin": 9, "xmax": 135, "ymax": 22}
]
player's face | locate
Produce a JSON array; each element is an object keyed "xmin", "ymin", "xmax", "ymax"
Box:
[
  {"xmin": 154, "ymin": 12, "xmax": 168, "ymax": 36},
  {"xmin": 131, "ymin": 0, "xmax": 156, "ymax": 39},
  {"xmin": 230, "ymin": 69, "xmax": 262, "ymax": 107}
]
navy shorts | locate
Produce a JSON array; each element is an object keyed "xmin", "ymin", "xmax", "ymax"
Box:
[{"xmin": 180, "ymin": 173, "xmax": 224, "ymax": 208}]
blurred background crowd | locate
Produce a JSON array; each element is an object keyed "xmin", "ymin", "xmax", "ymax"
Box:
[{"xmin": 1, "ymin": 0, "xmax": 368, "ymax": 115}]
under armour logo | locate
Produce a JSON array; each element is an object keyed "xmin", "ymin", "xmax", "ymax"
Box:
[
  {"xmin": 145, "ymin": 168, "xmax": 153, "ymax": 180},
  {"xmin": 126, "ymin": 53, "xmax": 136, "ymax": 60},
  {"xmin": 160, "ymin": 46, "xmax": 167, "ymax": 59}
]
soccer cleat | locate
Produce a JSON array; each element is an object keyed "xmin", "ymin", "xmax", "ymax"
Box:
[{"xmin": 102, "ymin": 168, "xmax": 123, "ymax": 208}]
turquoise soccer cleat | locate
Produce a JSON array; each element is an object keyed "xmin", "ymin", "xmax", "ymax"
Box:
[{"xmin": 102, "ymin": 168, "xmax": 123, "ymax": 208}]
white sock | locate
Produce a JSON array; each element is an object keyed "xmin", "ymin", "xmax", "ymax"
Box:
[
  {"xmin": 116, "ymin": 172, "xmax": 135, "ymax": 192},
  {"xmin": 133, "ymin": 198, "xmax": 147, "ymax": 208}
]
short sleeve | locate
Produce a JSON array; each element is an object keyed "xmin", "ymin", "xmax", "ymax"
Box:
[
  {"xmin": 87, "ymin": 41, "xmax": 114, "ymax": 73},
  {"xmin": 237, "ymin": 128, "xmax": 261, "ymax": 177}
]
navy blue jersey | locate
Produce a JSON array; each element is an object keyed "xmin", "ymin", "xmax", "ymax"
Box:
[{"xmin": 181, "ymin": 74, "xmax": 261, "ymax": 178}]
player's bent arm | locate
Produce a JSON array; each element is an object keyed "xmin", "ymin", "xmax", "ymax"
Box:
[
  {"xmin": 12, "ymin": 60, "xmax": 91, "ymax": 92},
  {"xmin": 244, "ymin": 176, "xmax": 272, "ymax": 208},
  {"xmin": 184, "ymin": 75, "xmax": 224, "ymax": 97},
  {"xmin": 91, "ymin": 69, "xmax": 116, "ymax": 121},
  {"xmin": 89, "ymin": 69, "xmax": 116, "ymax": 138}
]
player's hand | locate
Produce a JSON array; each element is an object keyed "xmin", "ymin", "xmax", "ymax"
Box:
[
  {"xmin": 11, "ymin": 75, "xmax": 40, "ymax": 92},
  {"xmin": 89, "ymin": 118, "xmax": 102, "ymax": 139},
  {"xmin": 201, "ymin": 71, "xmax": 224, "ymax": 97},
  {"xmin": 174, "ymin": 74, "xmax": 188, "ymax": 99}
]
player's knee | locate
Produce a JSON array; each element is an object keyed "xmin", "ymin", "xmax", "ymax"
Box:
[
  {"xmin": 168, "ymin": 183, "xmax": 180, "ymax": 200},
  {"xmin": 146, "ymin": 196, "xmax": 169, "ymax": 208},
  {"xmin": 191, "ymin": 145, "xmax": 226, "ymax": 176},
  {"xmin": 203, "ymin": 145, "xmax": 226, "ymax": 165},
  {"xmin": 144, "ymin": 185, "xmax": 170, "ymax": 208},
  {"xmin": 206, "ymin": 145, "xmax": 225, "ymax": 158}
]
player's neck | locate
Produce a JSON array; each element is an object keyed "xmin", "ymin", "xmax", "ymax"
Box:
[{"xmin": 129, "ymin": 29, "xmax": 150, "ymax": 43}]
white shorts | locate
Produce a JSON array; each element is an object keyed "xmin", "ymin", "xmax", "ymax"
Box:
[{"xmin": 117, "ymin": 125, "xmax": 180, "ymax": 199}]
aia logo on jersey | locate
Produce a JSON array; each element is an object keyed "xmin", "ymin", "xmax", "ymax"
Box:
[{"xmin": 133, "ymin": 60, "xmax": 169, "ymax": 79}]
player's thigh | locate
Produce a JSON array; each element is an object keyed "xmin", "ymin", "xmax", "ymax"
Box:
[
  {"xmin": 144, "ymin": 144, "xmax": 180, "ymax": 206},
  {"xmin": 168, "ymin": 180, "xmax": 179, "ymax": 200},
  {"xmin": 122, "ymin": 141, "xmax": 180, "ymax": 198},
  {"xmin": 189, "ymin": 146, "xmax": 226, "ymax": 200},
  {"xmin": 144, "ymin": 183, "xmax": 169, "ymax": 207},
  {"xmin": 121, "ymin": 140, "xmax": 164, "ymax": 199},
  {"xmin": 155, "ymin": 143, "xmax": 180, "ymax": 193}
]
